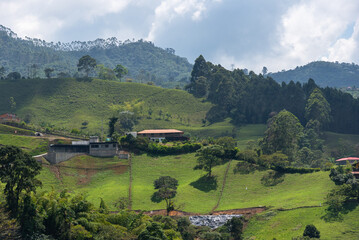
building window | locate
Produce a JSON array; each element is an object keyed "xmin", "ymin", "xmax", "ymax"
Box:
[{"xmin": 91, "ymin": 145, "xmax": 99, "ymax": 148}]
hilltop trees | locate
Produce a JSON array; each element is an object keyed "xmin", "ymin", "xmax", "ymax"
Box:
[
  {"xmin": 7, "ymin": 71, "xmax": 21, "ymax": 80},
  {"xmin": 44, "ymin": 68, "xmax": 54, "ymax": 78},
  {"xmin": 114, "ymin": 64, "xmax": 128, "ymax": 81},
  {"xmin": 77, "ymin": 55, "xmax": 97, "ymax": 78},
  {"xmin": 0, "ymin": 146, "xmax": 42, "ymax": 216}
]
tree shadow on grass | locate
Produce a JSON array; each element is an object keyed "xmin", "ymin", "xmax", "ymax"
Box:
[{"xmin": 190, "ymin": 175, "xmax": 218, "ymax": 192}]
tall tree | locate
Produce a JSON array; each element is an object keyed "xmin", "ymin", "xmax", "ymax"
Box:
[
  {"xmin": 305, "ymin": 88, "xmax": 331, "ymax": 129},
  {"xmin": 114, "ymin": 64, "xmax": 128, "ymax": 81},
  {"xmin": 0, "ymin": 146, "xmax": 42, "ymax": 216},
  {"xmin": 44, "ymin": 68, "xmax": 54, "ymax": 79},
  {"xmin": 260, "ymin": 110, "xmax": 303, "ymax": 159},
  {"xmin": 77, "ymin": 55, "xmax": 97, "ymax": 78},
  {"xmin": 153, "ymin": 176, "xmax": 178, "ymax": 216},
  {"xmin": 195, "ymin": 145, "xmax": 224, "ymax": 177}
]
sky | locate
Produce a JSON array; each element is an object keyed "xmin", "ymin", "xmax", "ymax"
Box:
[{"xmin": 0, "ymin": 0, "xmax": 359, "ymax": 73}]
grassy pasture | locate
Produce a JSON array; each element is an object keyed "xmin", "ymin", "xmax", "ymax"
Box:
[
  {"xmin": 0, "ymin": 133, "xmax": 48, "ymax": 155},
  {"xmin": 244, "ymin": 206, "xmax": 359, "ymax": 240},
  {"xmin": 0, "ymin": 78, "xmax": 212, "ymax": 134},
  {"xmin": 0, "ymin": 123, "xmax": 34, "ymax": 135},
  {"xmin": 39, "ymin": 155, "xmax": 130, "ymax": 208},
  {"xmin": 218, "ymin": 163, "xmax": 333, "ymax": 210}
]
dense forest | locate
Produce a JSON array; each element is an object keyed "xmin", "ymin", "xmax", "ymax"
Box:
[
  {"xmin": 0, "ymin": 25, "xmax": 192, "ymax": 87},
  {"xmin": 269, "ymin": 61, "xmax": 359, "ymax": 87},
  {"xmin": 187, "ymin": 55, "xmax": 359, "ymax": 134}
]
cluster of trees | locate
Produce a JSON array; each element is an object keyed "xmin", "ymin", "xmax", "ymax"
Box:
[
  {"xmin": 187, "ymin": 55, "xmax": 359, "ymax": 134},
  {"xmin": 1, "ymin": 55, "xmax": 129, "ymax": 81}
]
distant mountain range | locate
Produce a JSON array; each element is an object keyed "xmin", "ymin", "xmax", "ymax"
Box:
[
  {"xmin": 269, "ymin": 61, "xmax": 359, "ymax": 87},
  {"xmin": 2, "ymin": 25, "xmax": 359, "ymax": 88},
  {"xmin": 0, "ymin": 25, "xmax": 192, "ymax": 87}
]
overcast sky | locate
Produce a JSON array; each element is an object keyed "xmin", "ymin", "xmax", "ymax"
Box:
[{"xmin": 1, "ymin": 0, "xmax": 359, "ymax": 72}]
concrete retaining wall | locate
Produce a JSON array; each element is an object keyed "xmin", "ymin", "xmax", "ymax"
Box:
[{"xmin": 45, "ymin": 152, "xmax": 84, "ymax": 164}]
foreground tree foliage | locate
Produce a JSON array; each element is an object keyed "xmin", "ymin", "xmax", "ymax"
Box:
[{"xmin": 0, "ymin": 146, "xmax": 42, "ymax": 216}]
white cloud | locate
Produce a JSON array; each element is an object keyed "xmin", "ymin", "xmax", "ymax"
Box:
[
  {"xmin": 272, "ymin": 0, "xmax": 359, "ymax": 71},
  {"xmin": 146, "ymin": 0, "xmax": 219, "ymax": 42},
  {"xmin": 0, "ymin": 0, "xmax": 133, "ymax": 40}
]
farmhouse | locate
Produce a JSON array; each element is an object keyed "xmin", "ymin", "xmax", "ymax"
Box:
[
  {"xmin": 45, "ymin": 136, "xmax": 118, "ymax": 164},
  {"xmin": 0, "ymin": 113, "xmax": 20, "ymax": 123},
  {"xmin": 352, "ymin": 162, "xmax": 359, "ymax": 179},
  {"xmin": 137, "ymin": 129, "xmax": 188, "ymax": 142},
  {"xmin": 336, "ymin": 157, "xmax": 359, "ymax": 178},
  {"xmin": 335, "ymin": 157, "xmax": 359, "ymax": 165}
]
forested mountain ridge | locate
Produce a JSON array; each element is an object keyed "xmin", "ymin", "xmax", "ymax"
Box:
[
  {"xmin": 269, "ymin": 61, "xmax": 359, "ymax": 87},
  {"xmin": 188, "ymin": 55, "xmax": 359, "ymax": 134},
  {"xmin": 0, "ymin": 25, "xmax": 192, "ymax": 87}
]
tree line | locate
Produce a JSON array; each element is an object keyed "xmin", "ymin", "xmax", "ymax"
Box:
[
  {"xmin": 186, "ymin": 55, "xmax": 359, "ymax": 134},
  {"xmin": 0, "ymin": 55, "xmax": 129, "ymax": 82}
]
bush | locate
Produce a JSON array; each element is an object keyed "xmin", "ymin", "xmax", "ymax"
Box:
[{"xmin": 303, "ymin": 224, "xmax": 320, "ymax": 238}]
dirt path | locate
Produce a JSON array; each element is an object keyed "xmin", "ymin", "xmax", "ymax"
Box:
[
  {"xmin": 135, "ymin": 206, "xmax": 267, "ymax": 218},
  {"xmin": 211, "ymin": 160, "xmax": 232, "ymax": 213},
  {"xmin": 128, "ymin": 153, "xmax": 133, "ymax": 210}
]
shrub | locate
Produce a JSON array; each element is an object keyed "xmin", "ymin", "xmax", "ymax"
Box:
[{"xmin": 303, "ymin": 224, "xmax": 320, "ymax": 238}]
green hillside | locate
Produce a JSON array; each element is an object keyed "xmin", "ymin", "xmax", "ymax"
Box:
[
  {"xmin": 0, "ymin": 25, "xmax": 192, "ymax": 87},
  {"xmin": 0, "ymin": 78, "xmax": 215, "ymax": 136},
  {"xmin": 269, "ymin": 61, "xmax": 359, "ymax": 87}
]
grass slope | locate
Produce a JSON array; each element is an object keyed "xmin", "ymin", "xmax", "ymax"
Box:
[
  {"xmin": 0, "ymin": 78, "xmax": 212, "ymax": 135},
  {"xmin": 0, "ymin": 134, "xmax": 48, "ymax": 155},
  {"xmin": 131, "ymin": 153, "xmax": 228, "ymax": 213},
  {"xmin": 218, "ymin": 163, "xmax": 333, "ymax": 210},
  {"xmin": 40, "ymin": 155, "xmax": 129, "ymax": 208},
  {"xmin": 244, "ymin": 207, "xmax": 359, "ymax": 240},
  {"xmin": 0, "ymin": 123, "xmax": 34, "ymax": 135}
]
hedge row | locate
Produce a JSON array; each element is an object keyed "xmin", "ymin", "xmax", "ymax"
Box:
[
  {"xmin": 147, "ymin": 142, "xmax": 202, "ymax": 155},
  {"xmin": 273, "ymin": 166, "xmax": 321, "ymax": 174}
]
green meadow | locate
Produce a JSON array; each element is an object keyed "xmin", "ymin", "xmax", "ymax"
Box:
[{"xmin": 0, "ymin": 78, "xmax": 212, "ymax": 134}]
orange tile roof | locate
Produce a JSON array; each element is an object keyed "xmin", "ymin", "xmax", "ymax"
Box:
[
  {"xmin": 336, "ymin": 157, "xmax": 359, "ymax": 162},
  {"xmin": 138, "ymin": 129, "xmax": 184, "ymax": 134}
]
